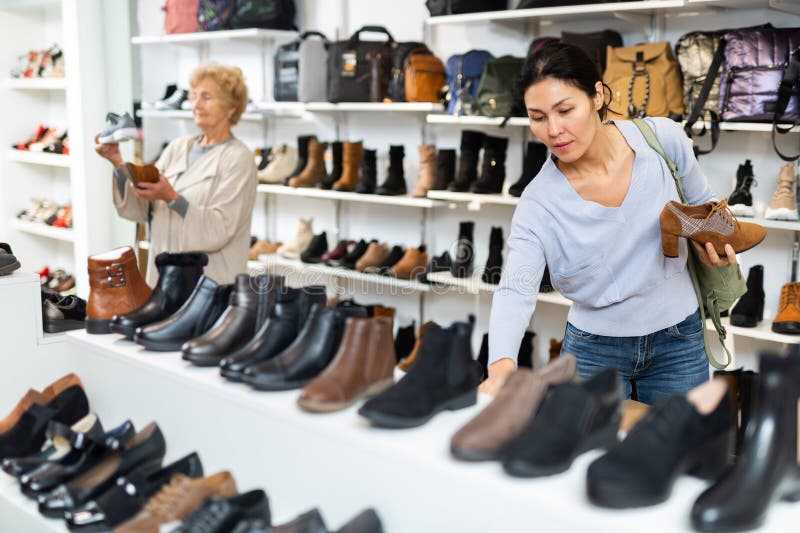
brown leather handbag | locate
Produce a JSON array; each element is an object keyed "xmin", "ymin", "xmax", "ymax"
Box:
[
  {"xmin": 404, "ymin": 49, "xmax": 446, "ymax": 103},
  {"xmin": 603, "ymin": 41, "xmax": 685, "ymax": 120}
]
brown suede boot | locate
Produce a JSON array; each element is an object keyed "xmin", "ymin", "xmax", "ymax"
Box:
[
  {"xmin": 288, "ymin": 139, "xmax": 328, "ymax": 188},
  {"xmin": 355, "ymin": 242, "xmax": 390, "ymax": 273},
  {"xmin": 772, "ymin": 281, "xmax": 800, "ymax": 334},
  {"xmin": 332, "ymin": 141, "xmax": 363, "ymax": 191},
  {"xmin": 620, "ymin": 399, "xmax": 651, "ymax": 434},
  {"xmin": 249, "ymin": 239, "xmax": 281, "ymax": 260},
  {"xmin": 397, "ymin": 320, "xmax": 437, "ymax": 372},
  {"xmin": 388, "ymin": 245, "xmax": 428, "ymax": 280},
  {"xmin": 297, "ymin": 316, "xmax": 396, "ymax": 413},
  {"xmin": 411, "ymin": 145, "xmax": 437, "ymax": 198},
  {"xmin": 659, "ymin": 199, "xmax": 766, "ymax": 257},
  {"xmin": 86, "ymin": 246, "xmax": 151, "ymax": 335},
  {"xmin": 126, "ymin": 163, "xmax": 159, "ymax": 185}
]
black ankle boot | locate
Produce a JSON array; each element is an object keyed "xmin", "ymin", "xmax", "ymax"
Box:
[
  {"xmin": 284, "ymin": 135, "xmax": 314, "ymax": 184},
  {"xmin": 470, "ymin": 135, "xmax": 508, "ymax": 194},
  {"xmin": 220, "ymin": 285, "xmax": 327, "ymax": 382},
  {"xmin": 355, "ymin": 149, "xmax": 377, "ymax": 194},
  {"xmin": 109, "ymin": 252, "xmax": 208, "ymax": 339},
  {"xmin": 449, "ymin": 130, "xmax": 485, "ymax": 192},
  {"xmin": 728, "ymin": 159, "xmax": 756, "ymax": 217},
  {"xmin": 588, "ymin": 388, "xmax": 735, "ymax": 508},
  {"xmin": 359, "ymin": 317, "xmax": 480, "ymax": 428},
  {"xmin": 691, "ymin": 353, "xmax": 800, "ymax": 531},
  {"xmin": 393, "ymin": 320, "xmax": 416, "ymax": 363},
  {"xmin": 518, "ymin": 330, "xmax": 534, "ymax": 369},
  {"xmin": 482, "ymin": 226, "xmax": 503, "ymax": 284},
  {"xmin": 432, "ymin": 149, "xmax": 456, "ymax": 190},
  {"xmin": 510, "ymin": 142, "xmax": 548, "ymax": 197},
  {"xmin": 376, "ymin": 145, "xmax": 407, "ymax": 195},
  {"xmin": 730, "ymin": 265, "xmax": 764, "ymax": 327},
  {"xmin": 319, "ymin": 141, "xmax": 343, "ymax": 189},
  {"xmin": 451, "ymin": 221, "xmax": 475, "ymax": 278},
  {"xmin": 300, "ymin": 232, "xmax": 328, "ymax": 264}
]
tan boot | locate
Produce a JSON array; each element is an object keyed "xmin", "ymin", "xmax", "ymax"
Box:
[
  {"xmin": 412, "ymin": 145, "xmax": 437, "ymax": 198},
  {"xmin": 772, "ymin": 281, "xmax": 800, "ymax": 334},
  {"xmin": 332, "ymin": 141, "xmax": 363, "ymax": 191},
  {"xmin": 389, "ymin": 245, "xmax": 428, "ymax": 280},
  {"xmin": 289, "ymin": 139, "xmax": 328, "ymax": 188},
  {"xmin": 765, "ymin": 164, "xmax": 799, "ymax": 221},
  {"xmin": 659, "ymin": 199, "xmax": 766, "ymax": 257},
  {"xmin": 86, "ymin": 246, "xmax": 151, "ymax": 334},
  {"xmin": 126, "ymin": 163, "xmax": 159, "ymax": 185},
  {"xmin": 620, "ymin": 399, "xmax": 651, "ymax": 434},
  {"xmin": 398, "ymin": 320, "xmax": 438, "ymax": 372},
  {"xmin": 355, "ymin": 242, "xmax": 390, "ymax": 273},
  {"xmin": 277, "ymin": 218, "xmax": 313, "ymax": 259},
  {"xmin": 249, "ymin": 239, "xmax": 281, "ymax": 260}
]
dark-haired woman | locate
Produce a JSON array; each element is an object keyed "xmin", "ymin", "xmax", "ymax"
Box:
[{"xmin": 480, "ymin": 43, "xmax": 736, "ymax": 401}]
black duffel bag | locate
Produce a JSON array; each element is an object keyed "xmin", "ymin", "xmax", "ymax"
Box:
[
  {"xmin": 230, "ymin": 0, "xmax": 296, "ymax": 30},
  {"xmin": 327, "ymin": 25, "xmax": 395, "ymax": 103},
  {"xmin": 427, "ymin": 0, "xmax": 508, "ymax": 16}
]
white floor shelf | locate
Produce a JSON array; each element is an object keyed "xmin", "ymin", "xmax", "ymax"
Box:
[
  {"xmin": 256, "ymin": 184, "xmax": 442, "ymax": 208},
  {"xmin": 131, "ymin": 28, "xmax": 297, "ymax": 45},
  {"xmin": 11, "ymin": 219, "xmax": 74, "ymax": 242},
  {"xmin": 426, "ymin": 190, "xmax": 520, "ymax": 207},
  {"xmin": 4, "ymin": 78, "xmax": 66, "ymax": 90},
  {"xmin": 6, "ymin": 150, "xmax": 71, "ymax": 168},
  {"xmin": 714, "ymin": 317, "xmax": 800, "ymax": 344},
  {"xmin": 249, "ymin": 255, "xmax": 432, "ymax": 293},
  {"xmin": 426, "ymin": 114, "xmax": 530, "ymax": 128}
]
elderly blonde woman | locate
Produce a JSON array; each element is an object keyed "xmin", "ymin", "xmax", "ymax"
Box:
[{"xmin": 96, "ymin": 62, "xmax": 257, "ymax": 286}]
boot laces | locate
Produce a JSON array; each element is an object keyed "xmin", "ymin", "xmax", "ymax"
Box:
[
  {"xmin": 708, "ymin": 199, "xmax": 740, "ymax": 233},
  {"xmin": 779, "ymin": 284, "xmax": 800, "ymax": 311},
  {"xmin": 143, "ymin": 475, "xmax": 187, "ymax": 517}
]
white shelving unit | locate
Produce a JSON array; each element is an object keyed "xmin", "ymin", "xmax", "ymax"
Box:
[
  {"xmin": 426, "ymin": 114, "xmax": 530, "ymax": 128},
  {"xmin": 426, "ymin": 190, "xmax": 520, "ymax": 207},
  {"xmin": 3, "ymin": 77, "xmax": 66, "ymax": 90},
  {"xmin": 6, "ymin": 150, "xmax": 71, "ymax": 168},
  {"xmin": 130, "ymin": 27, "xmax": 297, "ymax": 45},
  {"xmin": 307, "ymin": 102, "xmax": 443, "ymax": 113},
  {"xmin": 11, "ymin": 219, "xmax": 74, "ymax": 242},
  {"xmin": 137, "ymin": 109, "xmax": 278, "ymax": 121},
  {"xmin": 257, "ymin": 184, "xmax": 442, "ymax": 208}
]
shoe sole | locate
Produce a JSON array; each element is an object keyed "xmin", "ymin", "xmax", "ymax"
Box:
[
  {"xmin": 729, "ymin": 315, "xmax": 760, "ymax": 328},
  {"xmin": 0, "ymin": 260, "xmax": 21, "ymax": 276},
  {"xmin": 108, "ymin": 322, "xmax": 135, "ymax": 340},
  {"xmin": 43, "ymin": 319, "xmax": 85, "ymax": 334},
  {"xmin": 728, "ymin": 204, "xmax": 755, "ymax": 217},
  {"xmin": 662, "ymin": 233, "xmax": 767, "ymax": 259},
  {"xmin": 764, "ymin": 207, "xmax": 799, "ymax": 221},
  {"xmin": 85, "ymin": 317, "xmax": 112, "ymax": 335},
  {"xmin": 297, "ymin": 377, "xmax": 394, "ymax": 413},
  {"xmin": 450, "ymin": 445, "xmax": 500, "ymax": 462},
  {"xmin": 248, "ymin": 376, "xmax": 313, "ymax": 392},
  {"xmin": 358, "ymin": 389, "xmax": 477, "ymax": 429},
  {"xmin": 181, "ymin": 353, "xmax": 224, "ymax": 367},
  {"xmin": 772, "ymin": 321, "xmax": 800, "ymax": 334},
  {"xmin": 133, "ymin": 336, "xmax": 183, "ymax": 352}
]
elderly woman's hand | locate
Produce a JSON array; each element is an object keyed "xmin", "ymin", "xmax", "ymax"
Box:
[
  {"xmin": 692, "ymin": 242, "xmax": 737, "ymax": 268},
  {"xmin": 131, "ymin": 175, "xmax": 179, "ymax": 203},
  {"xmin": 94, "ymin": 134, "xmax": 123, "ymax": 168}
]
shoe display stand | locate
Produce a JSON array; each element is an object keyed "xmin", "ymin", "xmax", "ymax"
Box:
[{"xmin": 0, "ymin": 0, "xmax": 113, "ymax": 297}]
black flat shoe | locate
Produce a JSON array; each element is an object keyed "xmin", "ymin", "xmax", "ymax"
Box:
[
  {"xmin": 175, "ymin": 489, "xmax": 270, "ymax": 533},
  {"xmin": 334, "ymin": 508, "xmax": 383, "ymax": 533},
  {"xmin": 233, "ymin": 508, "xmax": 327, "ymax": 533},
  {"xmin": 38, "ymin": 422, "xmax": 165, "ymax": 518}
]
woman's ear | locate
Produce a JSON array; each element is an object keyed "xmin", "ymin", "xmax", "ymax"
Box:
[{"xmin": 594, "ymin": 81, "xmax": 604, "ymax": 111}]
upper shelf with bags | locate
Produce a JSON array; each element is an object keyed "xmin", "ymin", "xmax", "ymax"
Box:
[{"xmin": 424, "ymin": 0, "xmax": 800, "ymax": 26}]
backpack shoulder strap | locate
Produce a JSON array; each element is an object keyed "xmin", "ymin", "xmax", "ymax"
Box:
[
  {"xmin": 632, "ymin": 118, "xmax": 687, "ymax": 203},
  {"xmin": 683, "ymin": 37, "xmax": 726, "ymax": 155},
  {"xmin": 772, "ymin": 48, "xmax": 800, "ymax": 161}
]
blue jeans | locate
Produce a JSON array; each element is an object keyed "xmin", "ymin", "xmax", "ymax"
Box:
[{"xmin": 561, "ymin": 309, "xmax": 709, "ymax": 404}]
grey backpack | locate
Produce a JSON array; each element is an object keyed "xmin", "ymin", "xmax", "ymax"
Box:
[{"xmin": 274, "ymin": 31, "xmax": 329, "ymax": 102}]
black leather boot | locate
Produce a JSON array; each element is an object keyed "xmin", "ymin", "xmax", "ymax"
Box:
[
  {"xmin": 476, "ymin": 331, "xmax": 534, "ymax": 382},
  {"xmin": 432, "ymin": 148, "xmax": 456, "ymax": 190},
  {"xmin": 355, "ymin": 149, "xmax": 377, "ymax": 194},
  {"xmin": 377, "ymin": 245, "xmax": 405, "ymax": 274},
  {"xmin": 358, "ymin": 317, "xmax": 479, "ymax": 428},
  {"xmin": 730, "ymin": 265, "xmax": 764, "ymax": 327},
  {"xmin": 448, "ymin": 130, "xmax": 485, "ymax": 192},
  {"xmin": 283, "ymin": 135, "xmax": 314, "ymax": 184},
  {"xmin": 728, "ymin": 159, "xmax": 756, "ymax": 217},
  {"xmin": 319, "ymin": 140, "xmax": 343, "ymax": 190},
  {"xmin": 482, "ymin": 226, "xmax": 503, "ymax": 285},
  {"xmin": 300, "ymin": 232, "xmax": 328, "ymax": 264},
  {"xmin": 221, "ymin": 285, "xmax": 327, "ymax": 382},
  {"xmin": 470, "ymin": 135, "xmax": 508, "ymax": 194},
  {"xmin": 181, "ymin": 274, "xmax": 283, "ymax": 366},
  {"xmin": 243, "ymin": 303, "xmax": 369, "ymax": 391},
  {"xmin": 134, "ymin": 277, "xmax": 234, "ymax": 352},
  {"xmin": 691, "ymin": 352, "xmax": 800, "ymax": 531},
  {"xmin": 376, "ymin": 145, "xmax": 407, "ymax": 196},
  {"xmin": 509, "ymin": 142, "xmax": 548, "ymax": 197},
  {"xmin": 451, "ymin": 221, "xmax": 475, "ymax": 278},
  {"xmin": 110, "ymin": 252, "xmax": 208, "ymax": 339}
]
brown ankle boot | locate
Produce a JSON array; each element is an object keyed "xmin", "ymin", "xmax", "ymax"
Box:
[
  {"xmin": 397, "ymin": 321, "xmax": 438, "ymax": 372},
  {"xmin": 659, "ymin": 199, "xmax": 766, "ymax": 257},
  {"xmin": 86, "ymin": 246, "xmax": 151, "ymax": 334},
  {"xmin": 772, "ymin": 281, "xmax": 800, "ymax": 334},
  {"xmin": 620, "ymin": 399, "xmax": 651, "ymax": 434},
  {"xmin": 411, "ymin": 145, "xmax": 437, "ymax": 198},
  {"xmin": 289, "ymin": 139, "xmax": 328, "ymax": 188},
  {"xmin": 332, "ymin": 141, "xmax": 363, "ymax": 191},
  {"xmin": 298, "ymin": 316, "xmax": 396, "ymax": 412},
  {"xmin": 126, "ymin": 163, "xmax": 159, "ymax": 185},
  {"xmin": 388, "ymin": 245, "xmax": 428, "ymax": 280}
]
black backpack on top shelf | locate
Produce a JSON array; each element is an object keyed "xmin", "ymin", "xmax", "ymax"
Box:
[{"xmin": 230, "ymin": 0, "xmax": 296, "ymax": 30}]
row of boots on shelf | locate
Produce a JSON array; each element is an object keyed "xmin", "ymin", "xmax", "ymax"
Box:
[
  {"xmin": 257, "ymin": 132, "xmax": 549, "ymax": 198},
  {"xmin": 727, "ymin": 160, "xmax": 800, "ymax": 221}
]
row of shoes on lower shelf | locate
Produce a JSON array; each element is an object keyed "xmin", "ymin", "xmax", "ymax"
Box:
[
  {"xmin": 17, "ymin": 199, "xmax": 73, "ymax": 228},
  {"xmin": 727, "ymin": 160, "xmax": 800, "ymax": 221},
  {"xmin": 256, "ymin": 132, "xmax": 548, "ymax": 198},
  {"xmin": 13, "ymin": 124, "xmax": 70, "ymax": 154},
  {"xmin": 0, "ymin": 374, "xmax": 382, "ymax": 532},
  {"xmin": 9, "ymin": 44, "xmax": 65, "ymax": 79}
]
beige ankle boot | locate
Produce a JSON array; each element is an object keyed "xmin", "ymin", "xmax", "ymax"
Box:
[
  {"xmin": 258, "ymin": 144, "xmax": 297, "ymax": 184},
  {"xmin": 411, "ymin": 145, "xmax": 437, "ymax": 198},
  {"xmin": 765, "ymin": 164, "xmax": 799, "ymax": 221},
  {"xmin": 277, "ymin": 218, "xmax": 313, "ymax": 259}
]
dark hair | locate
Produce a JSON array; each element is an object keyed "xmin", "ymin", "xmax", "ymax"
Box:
[{"xmin": 516, "ymin": 42, "xmax": 610, "ymax": 120}]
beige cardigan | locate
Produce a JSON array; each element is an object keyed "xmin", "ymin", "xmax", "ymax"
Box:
[{"xmin": 113, "ymin": 135, "xmax": 257, "ymax": 286}]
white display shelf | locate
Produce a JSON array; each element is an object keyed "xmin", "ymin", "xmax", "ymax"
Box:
[
  {"xmin": 426, "ymin": 190, "xmax": 520, "ymax": 207},
  {"xmin": 253, "ymin": 255, "xmax": 432, "ymax": 293},
  {"xmin": 424, "ymin": 271, "xmax": 500, "ymax": 294},
  {"xmin": 11, "ymin": 219, "xmax": 74, "ymax": 242},
  {"xmin": 687, "ymin": 120, "xmax": 800, "ymax": 134},
  {"xmin": 306, "ymin": 102, "xmax": 443, "ymax": 113},
  {"xmin": 136, "ymin": 109, "xmax": 269, "ymax": 121},
  {"xmin": 4, "ymin": 77, "xmax": 66, "ymax": 90},
  {"xmin": 6, "ymin": 150, "xmax": 71, "ymax": 168},
  {"xmin": 425, "ymin": 0, "xmax": 685, "ymax": 25},
  {"xmin": 713, "ymin": 317, "xmax": 800, "ymax": 344},
  {"xmin": 426, "ymin": 114, "xmax": 530, "ymax": 128},
  {"xmin": 0, "ymin": 474, "xmax": 64, "ymax": 533},
  {"xmin": 688, "ymin": 0, "xmax": 800, "ymax": 14},
  {"xmin": 256, "ymin": 184, "xmax": 442, "ymax": 208},
  {"xmin": 749, "ymin": 217, "xmax": 800, "ymax": 232},
  {"xmin": 131, "ymin": 28, "xmax": 297, "ymax": 45}
]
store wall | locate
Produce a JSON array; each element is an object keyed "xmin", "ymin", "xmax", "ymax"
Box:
[{"xmin": 130, "ymin": 0, "xmax": 800, "ymax": 369}]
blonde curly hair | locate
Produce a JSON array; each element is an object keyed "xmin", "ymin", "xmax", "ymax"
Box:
[{"xmin": 189, "ymin": 62, "xmax": 249, "ymax": 125}]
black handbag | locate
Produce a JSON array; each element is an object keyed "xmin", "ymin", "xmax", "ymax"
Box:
[
  {"xmin": 389, "ymin": 41, "xmax": 429, "ymax": 102},
  {"xmin": 561, "ymin": 30, "xmax": 623, "ymax": 74},
  {"xmin": 230, "ymin": 0, "xmax": 296, "ymax": 30},
  {"xmin": 327, "ymin": 25, "xmax": 394, "ymax": 103},
  {"xmin": 427, "ymin": 0, "xmax": 507, "ymax": 16}
]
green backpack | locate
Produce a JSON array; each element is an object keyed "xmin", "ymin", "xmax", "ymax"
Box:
[
  {"xmin": 633, "ymin": 118, "xmax": 747, "ymax": 370},
  {"xmin": 476, "ymin": 56, "xmax": 524, "ymax": 118}
]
